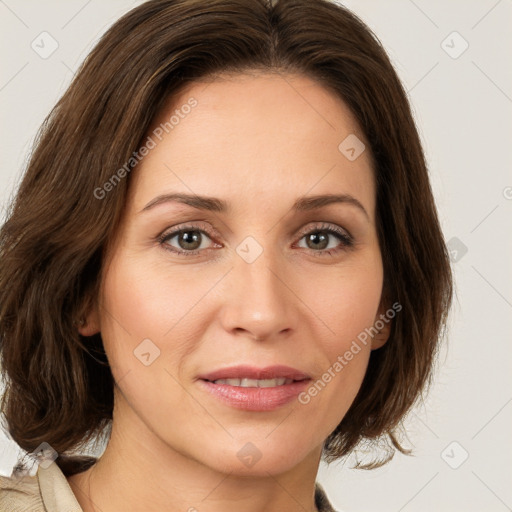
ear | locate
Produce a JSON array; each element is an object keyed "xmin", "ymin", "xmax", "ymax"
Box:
[
  {"xmin": 370, "ymin": 301, "xmax": 392, "ymax": 350},
  {"xmin": 77, "ymin": 296, "xmax": 101, "ymax": 337}
]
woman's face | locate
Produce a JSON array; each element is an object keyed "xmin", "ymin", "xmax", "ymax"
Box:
[{"xmin": 84, "ymin": 72, "xmax": 389, "ymax": 475}]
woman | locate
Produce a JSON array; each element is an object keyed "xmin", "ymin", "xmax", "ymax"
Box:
[{"xmin": 0, "ymin": 0, "xmax": 453, "ymax": 510}]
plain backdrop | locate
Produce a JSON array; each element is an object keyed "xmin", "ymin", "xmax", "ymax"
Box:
[{"xmin": 0, "ymin": 1, "xmax": 511, "ymax": 511}]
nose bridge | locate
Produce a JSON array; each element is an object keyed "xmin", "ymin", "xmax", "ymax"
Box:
[{"xmin": 221, "ymin": 239, "xmax": 296, "ymax": 340}]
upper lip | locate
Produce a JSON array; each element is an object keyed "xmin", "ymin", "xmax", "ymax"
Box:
[{"xmin": 198, "ymin": 365, "xmax": 311, "ymax": 382}]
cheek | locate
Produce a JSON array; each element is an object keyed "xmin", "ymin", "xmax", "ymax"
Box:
[
  {"xmin": 100, "ymin": 255, "xmax": 197, "ymax": 342},
  {"xmin": 100, "ymin": 241, "xmax": 383, "ymax": 370},
  {"xmin": 98, "ymin": 254, "xmax": 216, "ymax": 385},
  {"xmin": 294, "ymin": 255, "xmax": 383, "ymax": 415},
  {"xmin": 309, "ymin": 255, "xmax": 384, "ymax": 352},
  {"xmin": 97, "ymin": 256, "xmax": 201, "ymax": 421}
]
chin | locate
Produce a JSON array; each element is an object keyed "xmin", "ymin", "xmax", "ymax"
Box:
[{"xmin": 196, "ymin": 438, "xmax": 314, "ymax": 477}]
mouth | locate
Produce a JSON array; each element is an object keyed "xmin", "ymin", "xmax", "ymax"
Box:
[{"xmin": 196, "ymin": 365, "xmax": 312, "ymax": 411}]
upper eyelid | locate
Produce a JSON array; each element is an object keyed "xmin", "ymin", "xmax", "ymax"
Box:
[{"xmin": 296, "ymin": 222, "xmax": 352, "ymax": 239}]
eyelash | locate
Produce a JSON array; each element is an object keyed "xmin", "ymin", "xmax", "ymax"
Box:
[{"xmin": 157, "ymin": 222, "xmax": 354, "ymax": 258}]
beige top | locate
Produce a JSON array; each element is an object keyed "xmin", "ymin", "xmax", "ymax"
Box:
[{"xmin": 0, "ymin": 461, "xmax": 338, "ymax": 512}]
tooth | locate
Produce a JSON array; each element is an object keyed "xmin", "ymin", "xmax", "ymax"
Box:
[
  {"xmin": 258, "ymin": 378, "xmax": 286, "ymax": 387},
  {"xmin": 240, "ymin": 378, "xmax": 260, "ymax": 387},
  {"xmin": 257, "ymin": 379, "xmax": 276, "ymax": 388},
  {"xmin": 214, "ymin": 378, "xmax": 241, "ymax": 386},
  {"xmin": 211, "ymin": 377, "xmax": 294, "ymax": 387}
]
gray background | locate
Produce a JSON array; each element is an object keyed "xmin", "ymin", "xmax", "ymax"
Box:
[{"xmin": 1, "ymin": 1, "xmax": 511, "ymax": 511}]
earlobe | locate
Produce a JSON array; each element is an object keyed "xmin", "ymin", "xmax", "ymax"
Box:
[
  {"xmin": 77, "ymin": 303, "xmax": 100, "ymax": 337},
  {"xmin": 371, "ymin": 306, "xmax": 392, "ymax": 350},
  {"xmin": 371, "ymin": 325, "xmax": 390, "ymax": 350}
]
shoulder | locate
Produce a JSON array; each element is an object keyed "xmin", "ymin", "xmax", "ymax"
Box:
[
  {"xmin": 0, "ymin": 457, "xmax": 93, "ymax": 512},
  {"xmin": 0, "ymin": 471, "xmax": 44, "ymax": 511},
  {"xmin": 315, "ymin": 482, "xmax": 339, "ymax": 512}
]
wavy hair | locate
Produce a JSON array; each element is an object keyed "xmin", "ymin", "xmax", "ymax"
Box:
[{"xmin": 0, "ymin": 0, "xmax": 453, "ymax": 474}]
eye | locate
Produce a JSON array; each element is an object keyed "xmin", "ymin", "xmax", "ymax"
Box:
[
  {"xmin": 158, "ymin": 222, "xmax": 354, "ymax": 257},
  {"xmin": 159, "ymin": 224, "xmax": 216, "ymax": 255},
  {"xmin": 295, "ymin": 223, "xmax": 354, "ymax": 257}
]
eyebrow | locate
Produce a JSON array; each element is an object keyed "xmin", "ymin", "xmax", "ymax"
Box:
[{"xmin": 141, "ymin": 192, "xmax": 369, "ymax": 220}]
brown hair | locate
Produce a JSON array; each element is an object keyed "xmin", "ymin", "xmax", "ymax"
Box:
[{"xmin": 0, "ymin": 0, "xmax": 452, "ymax": 473}]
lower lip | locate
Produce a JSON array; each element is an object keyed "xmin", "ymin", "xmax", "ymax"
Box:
[{"xmin": 198, "ymin": 379, "xmax": 311, "ymax": 411}]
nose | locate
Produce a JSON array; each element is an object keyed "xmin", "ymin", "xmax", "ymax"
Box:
[{"xmin": 219, "ymin": 244, "xmax": 299, "ymax": 342}]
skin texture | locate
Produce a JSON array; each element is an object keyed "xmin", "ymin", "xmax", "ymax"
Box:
[{"xmin": 68, "ymin": 72, "xmax": 390, "ymax": 512}]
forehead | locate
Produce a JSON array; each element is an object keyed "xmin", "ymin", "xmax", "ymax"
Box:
[{"xmin": 128, "ymin": 72, "xmax": 375, "ymax": 219}]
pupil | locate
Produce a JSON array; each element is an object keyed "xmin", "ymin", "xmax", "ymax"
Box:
[
  {"xmin": 180, "ymin": 231, "xmax": 201, "ymax": 250},
  {"xmin": 308, "ymin": 232, "xmax": 328, "ymax": 250}
]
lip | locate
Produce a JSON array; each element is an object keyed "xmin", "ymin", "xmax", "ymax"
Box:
[
  {"xmin": 198, "ymin": 379, "xmax": 311, "ymax": 411},
  {"xmin": 196, "ymin": 365, "xmax": 312, "ymax": 412},
  {"xmin": 197, "ymin": 364, "xmax": 311, "ymax": 382}
]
